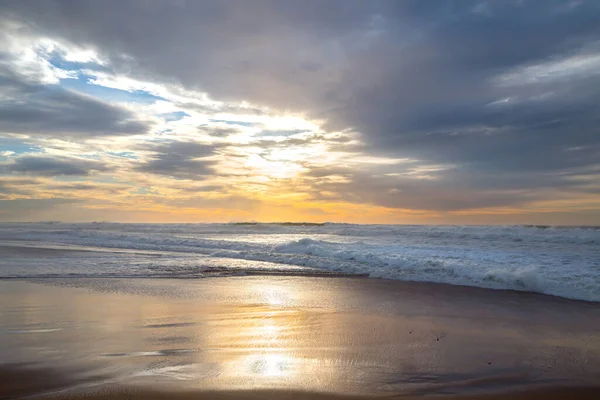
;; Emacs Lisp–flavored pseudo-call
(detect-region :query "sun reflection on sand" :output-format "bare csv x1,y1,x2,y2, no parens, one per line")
201,283,316,385
239,307,297,380
245,353,292,377
0,279,357,391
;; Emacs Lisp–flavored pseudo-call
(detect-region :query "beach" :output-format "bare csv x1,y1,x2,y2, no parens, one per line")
2,0,599,396
1,224,599,399
2,0,600,396
1,275,599,399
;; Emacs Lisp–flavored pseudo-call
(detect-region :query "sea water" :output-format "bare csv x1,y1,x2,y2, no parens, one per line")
0,223,598,302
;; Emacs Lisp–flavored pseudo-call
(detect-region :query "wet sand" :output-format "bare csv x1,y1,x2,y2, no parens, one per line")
1,366,599,400
30,387,600,400
0,277,599,399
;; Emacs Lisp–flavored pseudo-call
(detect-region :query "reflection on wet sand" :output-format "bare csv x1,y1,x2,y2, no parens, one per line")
207,306,303,386
1,277,600,398
0,280,345,393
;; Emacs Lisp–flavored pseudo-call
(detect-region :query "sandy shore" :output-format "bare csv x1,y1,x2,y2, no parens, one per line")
0,277,599,399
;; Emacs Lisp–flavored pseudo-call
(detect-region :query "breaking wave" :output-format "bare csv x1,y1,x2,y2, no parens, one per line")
0,223,598,302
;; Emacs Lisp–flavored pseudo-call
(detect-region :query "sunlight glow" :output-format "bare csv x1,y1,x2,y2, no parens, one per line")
244,154,304,179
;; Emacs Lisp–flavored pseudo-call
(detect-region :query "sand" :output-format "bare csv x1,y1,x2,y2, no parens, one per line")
0,276,599,399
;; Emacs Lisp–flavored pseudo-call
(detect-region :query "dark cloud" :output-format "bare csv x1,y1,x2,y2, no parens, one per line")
47,183,129,194
0,198,79,219
164,195,261,211
1,0,600,211
170,184,223,193
0,0,376,109
136,141,218,180
198,126,241,138
0,177,38,196
304,164,598,211
48,183,101,191
2,156,110,176
0,70,151,137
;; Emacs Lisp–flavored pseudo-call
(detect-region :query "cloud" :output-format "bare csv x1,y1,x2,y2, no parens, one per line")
168,184,223,193
136,141,219,180
303,161,600,211
0,1,599,219
0,18,151,138
165,194,261,211
0,177,39,197
1,155,110,176
46,183,129,194
0,197,79,218
200,126,242,138
0,72,151,137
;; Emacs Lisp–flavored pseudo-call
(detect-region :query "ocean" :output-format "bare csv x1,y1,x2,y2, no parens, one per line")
1,223,599,302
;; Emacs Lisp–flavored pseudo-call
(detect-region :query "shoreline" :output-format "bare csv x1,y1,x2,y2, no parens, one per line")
2,273,597,306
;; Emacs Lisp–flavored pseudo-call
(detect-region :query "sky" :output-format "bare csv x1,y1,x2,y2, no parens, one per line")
0,0,599,224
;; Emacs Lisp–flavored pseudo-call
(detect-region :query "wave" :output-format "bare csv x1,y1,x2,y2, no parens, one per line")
269,238,599,302
0,223,598,302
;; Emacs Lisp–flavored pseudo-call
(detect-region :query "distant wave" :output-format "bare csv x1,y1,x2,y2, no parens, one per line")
520,224,600,230
232,222,326,226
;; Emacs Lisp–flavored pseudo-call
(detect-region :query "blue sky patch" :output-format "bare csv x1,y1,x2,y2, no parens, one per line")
209,119,256,127
60,74,166,104
132,186,156,195
48,54,108,73
161,111,190,122
0,138,43,155
106,151,138,160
